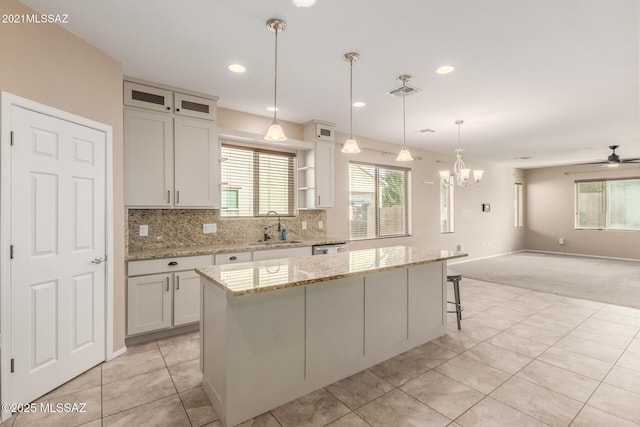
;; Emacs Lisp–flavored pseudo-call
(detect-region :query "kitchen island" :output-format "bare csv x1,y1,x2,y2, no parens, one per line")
196,246,466,427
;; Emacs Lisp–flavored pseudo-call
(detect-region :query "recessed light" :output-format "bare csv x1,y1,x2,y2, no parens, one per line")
436,65,455,75
228,64,246,73
353,101,366,108
267,106,279,112
417,129,435,133
515,156,532,160
292,0,316,7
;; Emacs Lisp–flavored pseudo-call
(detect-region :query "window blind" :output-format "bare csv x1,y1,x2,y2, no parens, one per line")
220,143,295,217
348,162,411,240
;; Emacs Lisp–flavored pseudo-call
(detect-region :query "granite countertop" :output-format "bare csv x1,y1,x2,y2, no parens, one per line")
196,245,467,296
126,238,347,261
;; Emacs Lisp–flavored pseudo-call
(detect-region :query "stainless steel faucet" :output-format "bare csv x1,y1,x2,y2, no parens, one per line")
263,211,281,241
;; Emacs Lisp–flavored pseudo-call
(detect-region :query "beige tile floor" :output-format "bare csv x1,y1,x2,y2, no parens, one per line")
2,278,639,427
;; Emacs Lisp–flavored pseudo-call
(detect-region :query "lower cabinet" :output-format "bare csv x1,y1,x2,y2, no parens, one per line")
252,246,312,261
127,255,213,336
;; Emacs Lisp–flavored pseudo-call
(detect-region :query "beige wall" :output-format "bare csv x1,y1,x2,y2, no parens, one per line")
217,107,303,140
524,163,640,259
0,0,125,351
328,131,526,260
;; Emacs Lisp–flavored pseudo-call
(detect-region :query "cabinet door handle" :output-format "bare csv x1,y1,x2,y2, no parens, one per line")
165,277,169,292
168,261,178,266
229,256,237,261
317,195,320,206
167,190,171,204
176,108,180,112
176,190,180,204
176,275,180,290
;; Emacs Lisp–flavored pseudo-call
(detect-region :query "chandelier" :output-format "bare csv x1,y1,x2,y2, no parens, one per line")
439,120,483,188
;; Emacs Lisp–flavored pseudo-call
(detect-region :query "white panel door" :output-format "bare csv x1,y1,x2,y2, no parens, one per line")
174,118,219,207
10,106,106,404
174,270,201,326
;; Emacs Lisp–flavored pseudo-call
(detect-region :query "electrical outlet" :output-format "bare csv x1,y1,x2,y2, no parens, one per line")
139,225,148,237
203,223,217,234
301,221,307,230
318,220,323,229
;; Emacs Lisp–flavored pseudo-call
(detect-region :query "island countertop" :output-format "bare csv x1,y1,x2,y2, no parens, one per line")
196,245,467,296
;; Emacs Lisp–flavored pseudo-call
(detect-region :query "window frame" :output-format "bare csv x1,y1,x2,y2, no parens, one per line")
348,161,412,241
220,142,297,218
440,175,455,234
574,177,640,231
514,182,523,228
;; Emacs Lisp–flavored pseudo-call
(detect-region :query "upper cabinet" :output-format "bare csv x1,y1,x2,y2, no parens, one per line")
298,121,335,209
124,80,220,208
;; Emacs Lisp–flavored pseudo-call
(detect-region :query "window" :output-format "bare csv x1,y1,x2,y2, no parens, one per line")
514,183,523,228
348,162,411,240
576,178,640,230
220,144,295,217
440,176,455,233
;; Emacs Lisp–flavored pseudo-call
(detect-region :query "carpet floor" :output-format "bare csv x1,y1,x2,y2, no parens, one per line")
449,251,640,309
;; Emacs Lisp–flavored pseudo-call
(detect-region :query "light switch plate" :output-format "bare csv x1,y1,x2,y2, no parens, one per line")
301,221,307,230
139,225,148,237
318,220,323,229
203,223,217,234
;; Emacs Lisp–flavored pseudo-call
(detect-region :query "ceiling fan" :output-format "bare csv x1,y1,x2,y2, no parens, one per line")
590,145,640,168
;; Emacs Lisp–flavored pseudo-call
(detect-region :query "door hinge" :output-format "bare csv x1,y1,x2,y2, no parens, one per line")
10,358,14,373
10,131,14,146
10,245,14,259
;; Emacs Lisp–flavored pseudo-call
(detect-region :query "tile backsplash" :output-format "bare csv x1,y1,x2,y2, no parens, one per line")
127,209,327,252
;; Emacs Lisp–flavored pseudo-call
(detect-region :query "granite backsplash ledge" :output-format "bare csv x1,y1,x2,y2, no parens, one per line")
127,209,327,252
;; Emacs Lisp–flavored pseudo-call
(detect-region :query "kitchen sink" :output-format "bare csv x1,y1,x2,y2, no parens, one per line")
252,240,303,245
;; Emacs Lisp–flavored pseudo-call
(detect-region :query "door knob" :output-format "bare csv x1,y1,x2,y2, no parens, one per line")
91,256,107,264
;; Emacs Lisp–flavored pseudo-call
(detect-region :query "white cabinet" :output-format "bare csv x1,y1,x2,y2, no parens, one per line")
252,246,312,261
125,81,216,119
215,251,252,265
174,118,219,207
127,273,172,335
127,254,214,336
124,80,219,208
298,121,335,209
124,109,173,206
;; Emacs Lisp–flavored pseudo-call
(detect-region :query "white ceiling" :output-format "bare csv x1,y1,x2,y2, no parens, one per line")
21,0,640,168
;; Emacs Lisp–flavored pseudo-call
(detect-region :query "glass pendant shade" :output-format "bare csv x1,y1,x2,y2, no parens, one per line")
264,122,287,141
396,148,414,161
461,169,471,180
473,170,484,181
342,138,361,153
439,170,451,181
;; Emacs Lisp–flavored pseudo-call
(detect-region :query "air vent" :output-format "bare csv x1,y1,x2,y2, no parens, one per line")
387,84,421,97
418,129,435,133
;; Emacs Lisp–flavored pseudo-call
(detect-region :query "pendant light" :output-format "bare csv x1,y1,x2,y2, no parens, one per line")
264,18,287,142
342,52,361,154
396,75,414,161
439,120,484,188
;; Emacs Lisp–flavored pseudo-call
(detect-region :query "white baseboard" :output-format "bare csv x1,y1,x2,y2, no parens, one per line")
448,249,527,265
524,249,640,263
108,345,127,361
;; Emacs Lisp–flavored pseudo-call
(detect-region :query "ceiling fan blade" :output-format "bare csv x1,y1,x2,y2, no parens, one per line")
622,158,640,163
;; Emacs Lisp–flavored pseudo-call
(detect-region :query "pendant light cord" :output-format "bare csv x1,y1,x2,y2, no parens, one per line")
273,27,279,123
402,79,406,150
349,57,353,139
